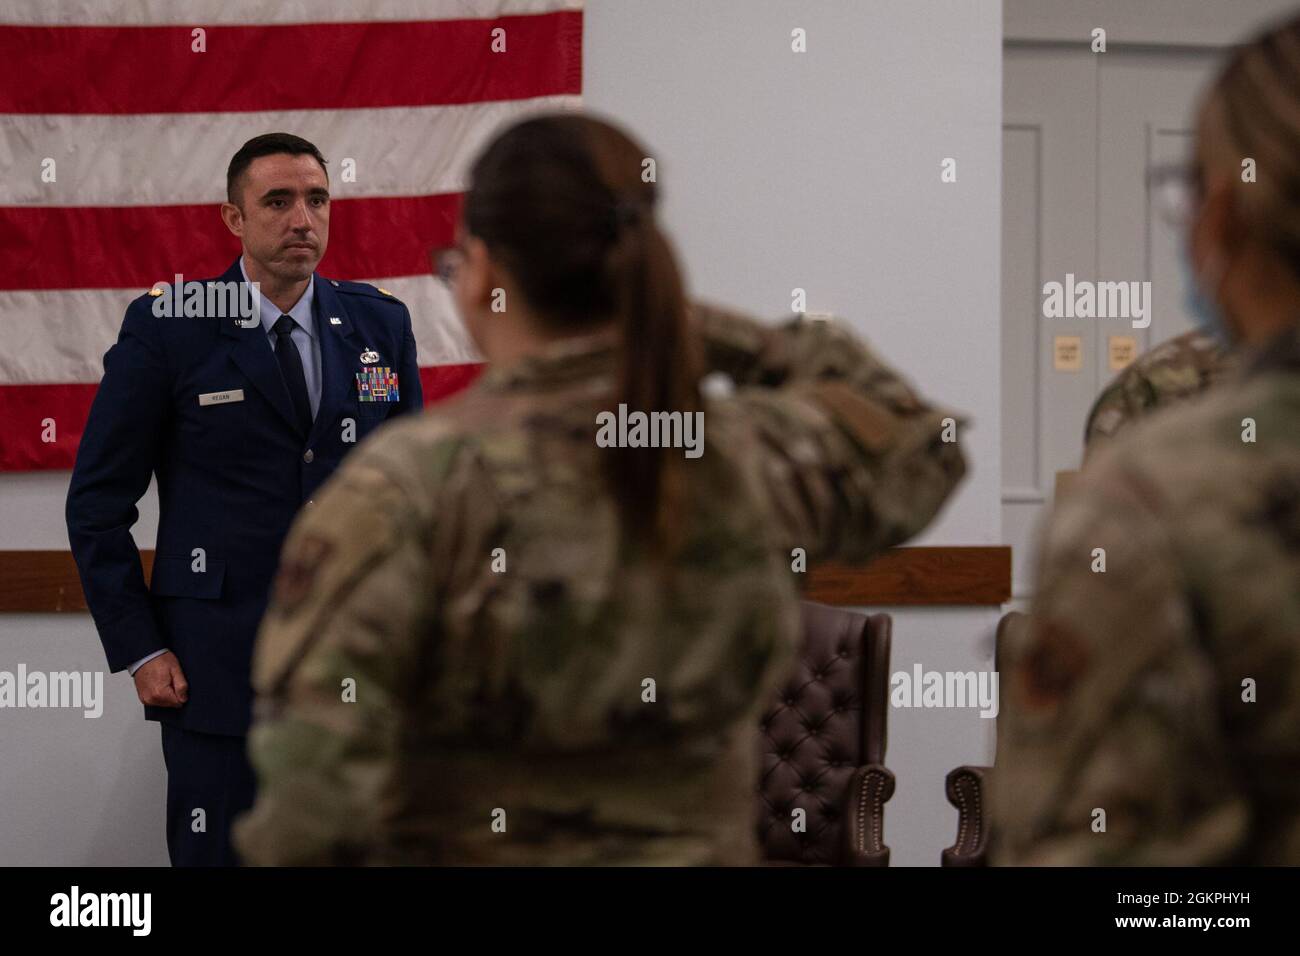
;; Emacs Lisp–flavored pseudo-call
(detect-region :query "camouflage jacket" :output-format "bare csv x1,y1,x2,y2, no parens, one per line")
233,304,966,865
994,323,1300,865
1083,329,1236,459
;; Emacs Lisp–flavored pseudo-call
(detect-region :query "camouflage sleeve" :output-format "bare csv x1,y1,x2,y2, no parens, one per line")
692,300,967,563
990,464,1248,865
1082,374,1156,459
233,430,439,865
1083,332,1235,461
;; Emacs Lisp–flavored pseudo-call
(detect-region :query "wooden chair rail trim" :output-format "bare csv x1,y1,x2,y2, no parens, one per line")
0,546,1011,613
806,546,1010,606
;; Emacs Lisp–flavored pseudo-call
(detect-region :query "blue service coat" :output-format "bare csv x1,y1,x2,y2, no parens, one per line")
66,258,424,735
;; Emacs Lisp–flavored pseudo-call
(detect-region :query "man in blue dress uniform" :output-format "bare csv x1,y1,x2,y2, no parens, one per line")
65,133,424,865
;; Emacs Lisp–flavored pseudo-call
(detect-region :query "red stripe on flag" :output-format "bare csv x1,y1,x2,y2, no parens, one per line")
0,12,583,114
419,362,484,401
0,365,486,471
0,382,95,470
0,194,461,291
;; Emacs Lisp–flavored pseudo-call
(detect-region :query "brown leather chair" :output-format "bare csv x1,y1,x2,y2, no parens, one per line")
941,764,990,867
941,610,1025,867
756,601,894,866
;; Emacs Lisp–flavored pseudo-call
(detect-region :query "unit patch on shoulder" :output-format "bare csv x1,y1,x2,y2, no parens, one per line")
271,533,336,617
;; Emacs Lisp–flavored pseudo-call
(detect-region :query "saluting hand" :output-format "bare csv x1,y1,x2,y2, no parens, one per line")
134,651,189,708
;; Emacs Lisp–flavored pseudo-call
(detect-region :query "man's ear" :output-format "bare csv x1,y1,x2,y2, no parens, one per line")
220,202,244,238
462,236,496,308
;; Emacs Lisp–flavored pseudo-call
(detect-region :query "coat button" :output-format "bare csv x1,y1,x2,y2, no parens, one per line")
303,449,314,463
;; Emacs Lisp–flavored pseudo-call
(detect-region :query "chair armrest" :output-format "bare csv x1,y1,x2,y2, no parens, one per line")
842,763,894,866
941,765,991,867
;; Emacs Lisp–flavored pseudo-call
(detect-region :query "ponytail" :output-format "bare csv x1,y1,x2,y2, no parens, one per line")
605,201,702,557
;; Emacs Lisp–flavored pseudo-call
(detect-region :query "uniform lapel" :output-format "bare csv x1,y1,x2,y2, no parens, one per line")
217,258,302,436
309,276,365,447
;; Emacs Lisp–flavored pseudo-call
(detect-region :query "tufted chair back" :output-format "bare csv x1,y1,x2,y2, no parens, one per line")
756,602,894,866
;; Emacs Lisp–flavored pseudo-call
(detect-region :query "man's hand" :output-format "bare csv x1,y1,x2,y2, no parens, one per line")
134,651,189,708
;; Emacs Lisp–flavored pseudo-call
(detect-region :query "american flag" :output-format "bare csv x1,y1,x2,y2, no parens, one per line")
0,0,584,470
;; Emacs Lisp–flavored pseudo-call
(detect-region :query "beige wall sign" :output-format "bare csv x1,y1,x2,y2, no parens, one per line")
1108,335,1138,371
1053,335,1083,371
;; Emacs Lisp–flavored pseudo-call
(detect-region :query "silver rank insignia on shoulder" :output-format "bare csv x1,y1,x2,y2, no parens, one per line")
360,349,380,364
329,316,342,326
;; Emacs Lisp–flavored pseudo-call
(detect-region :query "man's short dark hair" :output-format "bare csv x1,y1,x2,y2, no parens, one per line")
226,132,328,205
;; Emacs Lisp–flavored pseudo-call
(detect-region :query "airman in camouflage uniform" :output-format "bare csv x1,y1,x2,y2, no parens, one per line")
233,303,966,865
1083,329,1236,459
992,324,1300,865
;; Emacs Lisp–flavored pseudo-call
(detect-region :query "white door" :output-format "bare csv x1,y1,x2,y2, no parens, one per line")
1002,41,1224,599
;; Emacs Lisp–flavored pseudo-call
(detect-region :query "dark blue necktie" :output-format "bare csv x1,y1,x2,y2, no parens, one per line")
272,315,313,437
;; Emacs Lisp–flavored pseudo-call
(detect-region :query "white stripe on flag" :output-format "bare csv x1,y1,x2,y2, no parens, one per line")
0,277,479,384
0,97,581,206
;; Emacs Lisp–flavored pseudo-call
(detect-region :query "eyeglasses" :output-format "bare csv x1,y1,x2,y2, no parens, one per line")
1147,162,1203,227
429,243,466,285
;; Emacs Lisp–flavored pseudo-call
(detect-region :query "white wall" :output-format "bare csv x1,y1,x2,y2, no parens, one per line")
584,0,1003,865
1,477,167,865
0,615,165,865
1006,0,1297,46
0,0,1004,867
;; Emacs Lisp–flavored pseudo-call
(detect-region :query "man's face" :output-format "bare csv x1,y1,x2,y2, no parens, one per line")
224,153,330,281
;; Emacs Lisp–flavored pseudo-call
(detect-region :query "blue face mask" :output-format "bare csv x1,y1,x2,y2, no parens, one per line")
1180,246,1232,345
